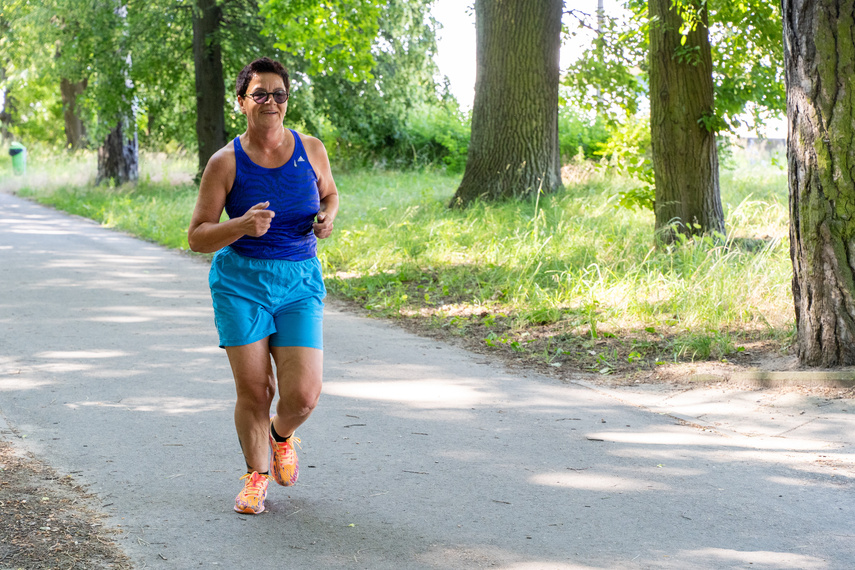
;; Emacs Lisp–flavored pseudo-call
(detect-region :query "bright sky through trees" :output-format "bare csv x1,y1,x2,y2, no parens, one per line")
431,0,476,106
431,0,784,137
431,0,606,108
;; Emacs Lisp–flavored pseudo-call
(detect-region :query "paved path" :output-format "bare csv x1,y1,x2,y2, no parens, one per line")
1,191,853,569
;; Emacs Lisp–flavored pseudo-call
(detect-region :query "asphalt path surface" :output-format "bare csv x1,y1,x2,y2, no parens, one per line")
1,190,853,569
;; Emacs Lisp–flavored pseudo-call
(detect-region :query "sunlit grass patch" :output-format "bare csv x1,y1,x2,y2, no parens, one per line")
12,149,794,374
0,147,96,193
323,162,793,372
16,153,198,251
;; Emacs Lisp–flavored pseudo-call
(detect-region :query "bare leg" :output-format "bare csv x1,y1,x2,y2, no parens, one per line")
269,346,323,438
226,339,276,472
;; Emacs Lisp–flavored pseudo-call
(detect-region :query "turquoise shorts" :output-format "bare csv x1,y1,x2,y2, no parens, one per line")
208,247,326,349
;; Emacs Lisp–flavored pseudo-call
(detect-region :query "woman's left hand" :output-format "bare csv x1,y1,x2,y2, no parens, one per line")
313,212,335,239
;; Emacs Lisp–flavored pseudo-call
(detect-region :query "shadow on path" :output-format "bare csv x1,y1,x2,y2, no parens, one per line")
1,192,852,569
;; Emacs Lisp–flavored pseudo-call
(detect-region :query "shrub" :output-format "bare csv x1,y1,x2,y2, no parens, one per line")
558,107,610,162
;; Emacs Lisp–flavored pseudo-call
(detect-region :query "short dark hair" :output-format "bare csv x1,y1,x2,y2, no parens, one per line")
235,57,290,98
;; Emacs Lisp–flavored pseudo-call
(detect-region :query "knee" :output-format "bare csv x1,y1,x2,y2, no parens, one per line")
236,382,275,409
280,384,321,417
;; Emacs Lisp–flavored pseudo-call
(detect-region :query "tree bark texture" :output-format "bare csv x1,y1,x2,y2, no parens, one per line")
648,0,724,242
783,0,855,366
60,78,87,150
450,0,563,207
96,119,138,185
193,0,226,176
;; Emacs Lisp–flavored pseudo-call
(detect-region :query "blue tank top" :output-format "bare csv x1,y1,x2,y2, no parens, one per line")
225,131,319,260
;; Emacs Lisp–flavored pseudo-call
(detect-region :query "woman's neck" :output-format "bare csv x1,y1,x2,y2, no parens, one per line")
244,124,287,153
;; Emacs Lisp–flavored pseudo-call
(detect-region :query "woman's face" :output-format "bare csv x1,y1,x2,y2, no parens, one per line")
239,72,288,128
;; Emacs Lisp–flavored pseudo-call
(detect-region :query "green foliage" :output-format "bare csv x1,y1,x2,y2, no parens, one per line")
129,1,197,151
563,0,785,216
558,106,610,162
674,43,701,65
709,1,785,133
400,104,471,172
267,0,444,168
331,96,611,174
0,0,79,146
565,0,784,134
0,0,194,149
260,0,382,81
595,115,654,210
0,77,66,146
1,0,445,168
563,5,647,123
697,110,728,133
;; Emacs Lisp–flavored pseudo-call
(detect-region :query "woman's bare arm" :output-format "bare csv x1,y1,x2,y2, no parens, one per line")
187,145,276,253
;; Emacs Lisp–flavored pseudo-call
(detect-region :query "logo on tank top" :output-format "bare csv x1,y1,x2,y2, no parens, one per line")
294,155,306,167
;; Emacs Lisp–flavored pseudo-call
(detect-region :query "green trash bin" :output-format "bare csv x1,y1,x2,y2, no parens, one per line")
9,142,26,175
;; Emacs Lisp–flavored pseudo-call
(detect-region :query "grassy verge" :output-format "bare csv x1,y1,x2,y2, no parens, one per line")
8,150,794,377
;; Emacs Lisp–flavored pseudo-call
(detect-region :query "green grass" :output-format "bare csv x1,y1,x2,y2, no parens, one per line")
6,149,794,373
326,164,791,326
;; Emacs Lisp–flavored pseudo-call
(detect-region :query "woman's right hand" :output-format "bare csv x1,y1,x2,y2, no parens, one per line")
241,201,275,237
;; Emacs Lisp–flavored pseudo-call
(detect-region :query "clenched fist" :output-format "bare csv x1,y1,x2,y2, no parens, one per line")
313,212,335,239
241,201,275,237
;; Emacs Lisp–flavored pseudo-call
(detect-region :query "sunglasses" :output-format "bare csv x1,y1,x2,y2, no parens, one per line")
245,90,289,104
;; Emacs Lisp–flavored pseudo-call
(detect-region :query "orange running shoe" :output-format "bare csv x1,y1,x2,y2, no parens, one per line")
234,471,270,514
269,418,301,487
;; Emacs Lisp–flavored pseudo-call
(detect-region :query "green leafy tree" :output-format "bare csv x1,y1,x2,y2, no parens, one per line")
133,0,285,165
1,0,441,173
188,0,288,175
261,0,441,166
128,0,196,151
709,1,784,132
649,0,723,242
0,0,71,146
94,2,138,185
260,0,382,81
1,0,141,180
565,0,784,241
567,1,784,131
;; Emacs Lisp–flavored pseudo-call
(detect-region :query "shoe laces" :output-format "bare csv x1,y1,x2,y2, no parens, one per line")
239,472,268,498
275,435,302,451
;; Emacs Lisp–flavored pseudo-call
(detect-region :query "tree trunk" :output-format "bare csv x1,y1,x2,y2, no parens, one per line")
0,66,11,143
60,78,87,150
193,0,226,176
783,0,855,367
97,119,138,185
648,0,723,243
96,2,138,185
450,0,563,207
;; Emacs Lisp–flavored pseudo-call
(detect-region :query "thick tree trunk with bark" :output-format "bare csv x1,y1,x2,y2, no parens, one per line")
96,119,138,185
783,0,855,366
60,78,87,150
450,0,563,207
648,0,723,243
193,0,226,176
